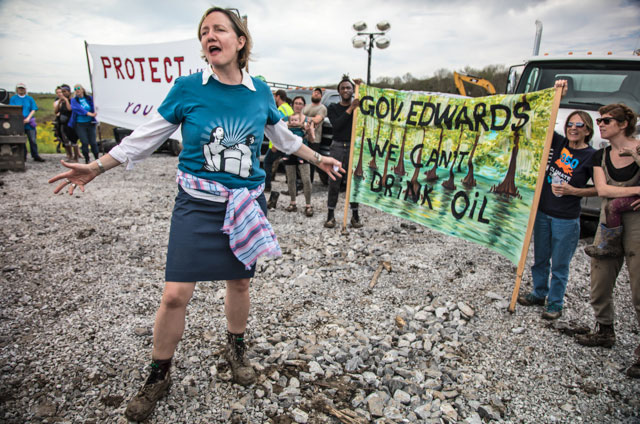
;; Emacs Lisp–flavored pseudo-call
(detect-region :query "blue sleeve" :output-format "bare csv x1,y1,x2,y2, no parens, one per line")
71,98,88,116
9,96,18,106
29,97,38,112
158,77,185,125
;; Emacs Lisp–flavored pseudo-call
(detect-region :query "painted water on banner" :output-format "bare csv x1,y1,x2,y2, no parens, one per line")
349,85,556,264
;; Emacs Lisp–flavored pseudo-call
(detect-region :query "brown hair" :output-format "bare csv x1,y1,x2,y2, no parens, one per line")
198,7,252,69
598,103,637,137
564,110,594,143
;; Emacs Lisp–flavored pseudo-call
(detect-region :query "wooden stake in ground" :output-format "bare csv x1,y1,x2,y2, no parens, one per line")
508,86,563,312
368,260,392,290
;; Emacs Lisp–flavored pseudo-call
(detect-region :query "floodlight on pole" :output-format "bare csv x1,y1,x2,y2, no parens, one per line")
351,20,391,84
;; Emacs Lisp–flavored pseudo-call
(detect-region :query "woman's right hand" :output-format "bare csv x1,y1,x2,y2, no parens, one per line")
48,160,99,195
554,79,568,97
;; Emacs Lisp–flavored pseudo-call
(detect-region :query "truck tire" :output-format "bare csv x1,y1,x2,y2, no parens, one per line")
168,139,182,156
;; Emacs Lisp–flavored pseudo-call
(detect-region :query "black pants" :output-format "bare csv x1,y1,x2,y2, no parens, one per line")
327,141,358,210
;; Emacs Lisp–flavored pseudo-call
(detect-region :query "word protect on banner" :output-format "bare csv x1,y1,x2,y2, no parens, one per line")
87,39,207,135
349,85,556,264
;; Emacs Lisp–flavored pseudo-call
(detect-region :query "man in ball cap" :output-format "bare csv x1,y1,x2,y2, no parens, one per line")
10,82,45,162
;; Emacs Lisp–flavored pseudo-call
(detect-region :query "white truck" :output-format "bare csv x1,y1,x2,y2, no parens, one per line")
506,55,640,226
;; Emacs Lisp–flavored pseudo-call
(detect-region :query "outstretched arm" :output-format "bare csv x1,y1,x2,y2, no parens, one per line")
48,154,121,195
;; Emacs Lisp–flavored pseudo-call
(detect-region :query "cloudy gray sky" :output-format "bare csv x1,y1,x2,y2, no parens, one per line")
1,0,639,93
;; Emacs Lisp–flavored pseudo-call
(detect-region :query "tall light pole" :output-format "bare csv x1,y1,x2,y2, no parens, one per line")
352,21,391,84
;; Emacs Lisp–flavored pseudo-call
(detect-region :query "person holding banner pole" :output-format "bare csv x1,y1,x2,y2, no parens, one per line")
325,75,362,229
575,103,640,379
48,6,344,421
69,84,99,164
518,80,597,320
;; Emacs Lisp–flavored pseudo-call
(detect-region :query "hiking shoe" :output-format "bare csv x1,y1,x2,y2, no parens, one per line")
304,206,313,217
124,371,171,421
267,191,279,209
575,323,615,348
350,217,363,229
324,217,336,228
626,358,640,378
224,342,256,386
541,307,562,320
517,293,545,307
224,345,256,386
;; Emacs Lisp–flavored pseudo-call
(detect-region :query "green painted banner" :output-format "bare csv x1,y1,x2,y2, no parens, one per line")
348,85,556,264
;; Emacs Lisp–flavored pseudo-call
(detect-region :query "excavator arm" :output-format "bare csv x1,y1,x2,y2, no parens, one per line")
453,72,497,96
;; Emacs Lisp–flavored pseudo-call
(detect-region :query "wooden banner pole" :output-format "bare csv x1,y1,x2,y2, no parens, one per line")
342,83,361,232
508,86,563,312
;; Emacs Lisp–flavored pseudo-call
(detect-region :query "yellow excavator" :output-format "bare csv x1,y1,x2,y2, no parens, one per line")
453,72,496,96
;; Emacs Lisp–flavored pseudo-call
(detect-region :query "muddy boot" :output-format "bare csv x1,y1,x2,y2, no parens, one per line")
575,323,615,348
584,224,624,258
267,191,279,209
324,209,336,228
224,332,256,386
64,145,73,161
350,209,363,229
72,145,80,163
125,363,171,421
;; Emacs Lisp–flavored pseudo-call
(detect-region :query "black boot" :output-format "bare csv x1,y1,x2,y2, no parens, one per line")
350,209,363,229
267,191,279,209
324,209,336,228
575,323,615,348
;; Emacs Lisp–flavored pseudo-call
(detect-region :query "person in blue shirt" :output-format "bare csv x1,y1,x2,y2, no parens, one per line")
69,84,99,163
9,83,44,162
48,6,344,422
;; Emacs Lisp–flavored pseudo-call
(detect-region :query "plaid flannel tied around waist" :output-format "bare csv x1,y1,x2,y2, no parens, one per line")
176,170,282,270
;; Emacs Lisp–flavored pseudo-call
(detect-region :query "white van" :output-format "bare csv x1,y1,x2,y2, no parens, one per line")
506,55,640,222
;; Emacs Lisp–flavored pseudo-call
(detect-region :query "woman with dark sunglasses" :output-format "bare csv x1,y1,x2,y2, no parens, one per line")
576,103,640,379
48,6,344,421
518,80,597,320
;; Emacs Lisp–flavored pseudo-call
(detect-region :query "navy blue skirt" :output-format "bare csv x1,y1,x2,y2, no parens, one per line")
165,186,267,282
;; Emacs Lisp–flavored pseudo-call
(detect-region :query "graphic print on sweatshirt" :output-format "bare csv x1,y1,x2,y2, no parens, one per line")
201,118,257,178
548,147,582,185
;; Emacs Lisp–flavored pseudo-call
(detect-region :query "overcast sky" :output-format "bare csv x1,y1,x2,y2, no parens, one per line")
1,0,639,93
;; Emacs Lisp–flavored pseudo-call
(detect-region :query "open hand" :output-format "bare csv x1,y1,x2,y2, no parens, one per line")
317,156,345,181
48,160,99,195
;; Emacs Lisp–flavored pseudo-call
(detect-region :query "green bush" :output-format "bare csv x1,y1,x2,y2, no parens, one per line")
36,121,60,154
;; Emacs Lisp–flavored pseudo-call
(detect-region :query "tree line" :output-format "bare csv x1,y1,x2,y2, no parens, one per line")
370,64,509,97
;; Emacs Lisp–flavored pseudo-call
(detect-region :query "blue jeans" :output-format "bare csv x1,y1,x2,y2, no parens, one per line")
24,128,39,159
75,122,99,162
531,211,580,309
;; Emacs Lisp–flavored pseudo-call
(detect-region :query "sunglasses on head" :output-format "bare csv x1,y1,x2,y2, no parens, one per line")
596,117,621,125
566,122,585,128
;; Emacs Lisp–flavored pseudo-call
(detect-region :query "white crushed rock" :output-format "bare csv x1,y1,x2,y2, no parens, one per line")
0,154,638,423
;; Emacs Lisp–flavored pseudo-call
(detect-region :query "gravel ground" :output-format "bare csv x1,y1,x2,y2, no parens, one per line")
1,154,639,424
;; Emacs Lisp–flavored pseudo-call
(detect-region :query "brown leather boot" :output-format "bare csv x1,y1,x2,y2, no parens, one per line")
125,369,171,421
225,334,256,386
575,323,615,348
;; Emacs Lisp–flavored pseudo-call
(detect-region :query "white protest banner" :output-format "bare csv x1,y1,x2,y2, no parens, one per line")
86,39,206,139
